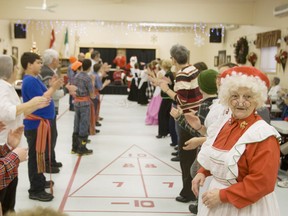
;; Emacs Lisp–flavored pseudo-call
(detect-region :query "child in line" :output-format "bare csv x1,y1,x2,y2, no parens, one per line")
21,52,63,202
72,59,95,155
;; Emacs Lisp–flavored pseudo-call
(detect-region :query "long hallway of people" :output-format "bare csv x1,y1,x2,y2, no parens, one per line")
15,94,288,215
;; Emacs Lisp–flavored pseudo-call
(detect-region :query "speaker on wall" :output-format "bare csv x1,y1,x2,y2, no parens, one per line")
11,23,26,39
209,28,222,43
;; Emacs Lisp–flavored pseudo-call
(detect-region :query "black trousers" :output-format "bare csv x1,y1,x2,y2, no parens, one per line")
169,115,178,145
24,129,46,194
158,99,172,136
0,177,18,215
176,123,197,200
45,116,57,164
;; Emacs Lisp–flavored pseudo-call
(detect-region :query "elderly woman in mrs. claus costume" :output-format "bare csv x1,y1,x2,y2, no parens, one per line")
192,66,281,216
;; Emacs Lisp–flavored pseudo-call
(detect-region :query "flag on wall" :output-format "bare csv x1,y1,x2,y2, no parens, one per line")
64,28,69,58
49,29,55,48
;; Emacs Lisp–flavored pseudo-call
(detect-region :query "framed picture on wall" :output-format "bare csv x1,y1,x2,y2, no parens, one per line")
218,50,226,66
214,56,219,67
226,55,231,63
12,46,18,60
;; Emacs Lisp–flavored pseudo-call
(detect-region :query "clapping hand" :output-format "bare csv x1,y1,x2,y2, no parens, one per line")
170,106,183,119
49,75,64,90
29,96,50,109
0,121,6,132
184,111,201,130
65,83,78,97
7,126,24,149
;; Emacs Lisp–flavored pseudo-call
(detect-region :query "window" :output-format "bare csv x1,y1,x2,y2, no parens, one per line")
260,46,277,73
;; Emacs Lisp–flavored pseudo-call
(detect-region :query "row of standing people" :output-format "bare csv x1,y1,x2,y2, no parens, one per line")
0,48,111,215
149,44,281,216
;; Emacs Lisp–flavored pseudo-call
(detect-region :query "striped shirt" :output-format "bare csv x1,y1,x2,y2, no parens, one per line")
174,65,203,113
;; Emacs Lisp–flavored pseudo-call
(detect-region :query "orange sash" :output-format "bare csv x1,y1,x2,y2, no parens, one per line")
26,114,51,174
74,96,90,102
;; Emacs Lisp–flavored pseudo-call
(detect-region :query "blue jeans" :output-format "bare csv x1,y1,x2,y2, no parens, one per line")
74,105,90,137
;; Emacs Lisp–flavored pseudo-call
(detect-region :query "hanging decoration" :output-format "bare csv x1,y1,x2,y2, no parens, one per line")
234,37,249,64
13,19,225,47
275,49,288,72
247,52,257,66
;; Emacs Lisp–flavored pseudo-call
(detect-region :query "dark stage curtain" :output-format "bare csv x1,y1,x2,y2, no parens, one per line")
126,49,156,67
79,47,117,65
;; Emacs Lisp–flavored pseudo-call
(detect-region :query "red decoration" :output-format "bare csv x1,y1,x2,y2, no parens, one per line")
49,29,55,48
247,52,257,66
275,50,288,71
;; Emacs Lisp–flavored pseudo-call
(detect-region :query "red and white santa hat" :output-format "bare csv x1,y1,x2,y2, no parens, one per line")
218,66,269,109
220,66,270,88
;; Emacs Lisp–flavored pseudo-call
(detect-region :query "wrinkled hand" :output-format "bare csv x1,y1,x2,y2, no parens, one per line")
170,107,183,119
0,121,6,132
7,126,24,149
12,147,28,162
192,173,206,197
202,189,222,209
183,137,203,150
29,96,50,109
50,75,64,90
184,111,201,130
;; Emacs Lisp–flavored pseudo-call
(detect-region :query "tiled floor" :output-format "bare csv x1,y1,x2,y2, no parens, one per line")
15,94,288,215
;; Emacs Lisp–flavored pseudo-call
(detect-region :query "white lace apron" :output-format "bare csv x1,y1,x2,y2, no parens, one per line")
197,120,281,216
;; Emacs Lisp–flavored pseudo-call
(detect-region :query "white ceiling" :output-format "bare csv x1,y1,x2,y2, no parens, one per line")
0,0,269,25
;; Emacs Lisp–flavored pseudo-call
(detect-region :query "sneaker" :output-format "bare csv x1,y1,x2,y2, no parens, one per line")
29,191,54,202
45,166,60,174
45,180,55,189
99,117,104,121
96,122,102,127
95,129,100,133
278,179,288,188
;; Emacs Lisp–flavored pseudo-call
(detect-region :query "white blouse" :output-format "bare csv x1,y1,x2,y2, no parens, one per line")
0,79,23,144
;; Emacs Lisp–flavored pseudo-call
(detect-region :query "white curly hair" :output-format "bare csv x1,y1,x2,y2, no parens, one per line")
218,71,268,109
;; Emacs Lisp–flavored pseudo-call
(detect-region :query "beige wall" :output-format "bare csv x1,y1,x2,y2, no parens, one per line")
1,0,288,88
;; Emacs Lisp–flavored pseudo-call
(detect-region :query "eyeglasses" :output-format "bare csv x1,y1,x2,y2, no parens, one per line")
230,94,253,107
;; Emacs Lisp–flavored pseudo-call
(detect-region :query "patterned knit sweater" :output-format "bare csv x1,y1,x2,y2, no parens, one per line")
174,65,203,113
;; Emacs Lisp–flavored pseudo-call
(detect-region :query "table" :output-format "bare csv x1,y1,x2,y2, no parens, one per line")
271,120,288,135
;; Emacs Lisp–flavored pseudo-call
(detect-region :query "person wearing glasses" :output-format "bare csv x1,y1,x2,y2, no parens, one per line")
192,66,281,216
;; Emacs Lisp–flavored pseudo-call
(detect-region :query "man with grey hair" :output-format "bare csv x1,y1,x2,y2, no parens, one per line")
38,49,76,173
